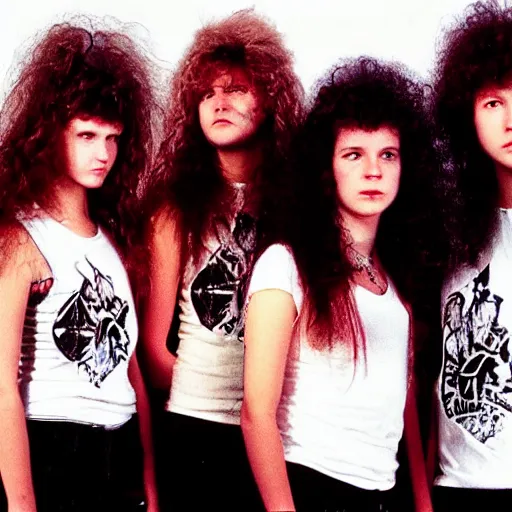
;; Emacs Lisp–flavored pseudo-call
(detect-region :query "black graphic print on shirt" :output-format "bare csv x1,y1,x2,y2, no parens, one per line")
441,264,512,443
52,259,130,387
28,277,54,307
191,212,257,340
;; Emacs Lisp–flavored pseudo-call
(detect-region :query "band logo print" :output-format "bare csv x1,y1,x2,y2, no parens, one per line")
191,212,257,340
442,265,512,443
53,258,131,387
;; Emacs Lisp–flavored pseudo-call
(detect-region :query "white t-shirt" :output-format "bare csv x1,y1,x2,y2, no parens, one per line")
435,209,512,489
167,185,258,425
18,215,137,427
248,243,410,491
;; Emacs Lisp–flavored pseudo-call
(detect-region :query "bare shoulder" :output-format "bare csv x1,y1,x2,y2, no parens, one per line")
0,221,49,282
150,204,182,240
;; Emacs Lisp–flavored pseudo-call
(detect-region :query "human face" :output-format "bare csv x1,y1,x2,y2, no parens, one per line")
474,84,512,173
60,117,123,190
198,68,266,149
332,126,401,222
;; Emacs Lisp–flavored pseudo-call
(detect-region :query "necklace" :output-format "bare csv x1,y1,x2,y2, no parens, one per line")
348,247,387,294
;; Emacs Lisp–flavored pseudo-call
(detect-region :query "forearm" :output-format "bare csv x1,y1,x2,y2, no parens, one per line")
241,410,295,512
129,356,159,511
0,393,36,511
138,409,158,510
139,340,177,391
404,389,433,512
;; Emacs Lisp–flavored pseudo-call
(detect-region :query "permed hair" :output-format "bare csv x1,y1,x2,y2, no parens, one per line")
0,19,160,276
143,8,304,262
290,57,443,353
433,0,512,268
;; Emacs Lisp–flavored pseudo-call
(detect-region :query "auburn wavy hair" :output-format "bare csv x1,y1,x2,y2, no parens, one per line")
433,0,512,269
290,57,444,353
0,19,160,279
143,9,304,263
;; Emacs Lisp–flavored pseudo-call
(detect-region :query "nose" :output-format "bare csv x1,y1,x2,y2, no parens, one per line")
96,140,109,163
213,89,229,112
364,156,382,179
505,102,512,131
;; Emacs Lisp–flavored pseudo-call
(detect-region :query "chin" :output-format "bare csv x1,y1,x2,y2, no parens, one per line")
84,180,107,189
210,138,246,149
496,159,512,173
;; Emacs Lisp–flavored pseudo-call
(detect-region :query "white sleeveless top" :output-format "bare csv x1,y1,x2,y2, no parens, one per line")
435,209,512,488
18,215,137,427
248,244,410,490
167,184,258,425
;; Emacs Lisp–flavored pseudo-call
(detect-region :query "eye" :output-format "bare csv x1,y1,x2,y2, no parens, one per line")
107,134,120,143
382,150,399,160
78,131,95,140
342,152,361,161
484,99,501,109
201,90,214,101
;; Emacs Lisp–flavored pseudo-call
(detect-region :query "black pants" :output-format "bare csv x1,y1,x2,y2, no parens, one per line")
433,485,512,512
287,461,397,512
155,411,264,511
0,416,144,512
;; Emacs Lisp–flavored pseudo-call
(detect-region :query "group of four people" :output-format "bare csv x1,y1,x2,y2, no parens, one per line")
0,1,511,511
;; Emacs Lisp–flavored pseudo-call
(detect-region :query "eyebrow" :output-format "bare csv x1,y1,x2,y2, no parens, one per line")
476,89,506,99
76,127,123,136
338,145,400,151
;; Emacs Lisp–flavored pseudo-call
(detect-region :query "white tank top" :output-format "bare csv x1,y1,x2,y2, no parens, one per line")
18,214,138,427
435,209,512,488
167,184,258,424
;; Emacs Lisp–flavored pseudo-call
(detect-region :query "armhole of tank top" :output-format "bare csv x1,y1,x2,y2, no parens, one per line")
19,223,54,283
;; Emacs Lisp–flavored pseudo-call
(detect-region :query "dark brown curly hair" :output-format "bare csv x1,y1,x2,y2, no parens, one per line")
143,9,304,263
0,18,160,279
433,0,512,269
289,57,444,354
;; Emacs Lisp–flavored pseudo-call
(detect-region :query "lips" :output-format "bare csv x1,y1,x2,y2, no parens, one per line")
503,141,512,149
360,190,383,197
213,118,233,126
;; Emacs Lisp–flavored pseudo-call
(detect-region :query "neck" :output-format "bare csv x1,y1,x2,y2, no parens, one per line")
342,212,380,257
496,164,512,209
217,146,262,183
50,178,91,225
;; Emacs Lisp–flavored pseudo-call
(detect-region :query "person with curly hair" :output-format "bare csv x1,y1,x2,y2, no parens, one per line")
0,19,160,512
241,57,438,511
431,1,512,509
138,8,303,511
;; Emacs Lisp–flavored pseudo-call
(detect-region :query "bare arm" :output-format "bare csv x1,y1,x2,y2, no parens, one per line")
404,381,433,512
139,208,182,390
128,355,158,512
425,388,438,489
241,290,297,512
0,232,38,512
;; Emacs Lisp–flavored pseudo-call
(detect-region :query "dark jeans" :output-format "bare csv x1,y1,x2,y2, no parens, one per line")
0,416,144,512
287,461,398,512
433,485,512,512
155,411,264,511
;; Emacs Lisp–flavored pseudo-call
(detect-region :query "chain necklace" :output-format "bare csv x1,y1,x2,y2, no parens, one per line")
348,247,387,294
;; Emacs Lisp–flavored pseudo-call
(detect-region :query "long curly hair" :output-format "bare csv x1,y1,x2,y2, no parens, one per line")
0,19,160,279
143,9,304,263
433,0,512,268
290,57,444,353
